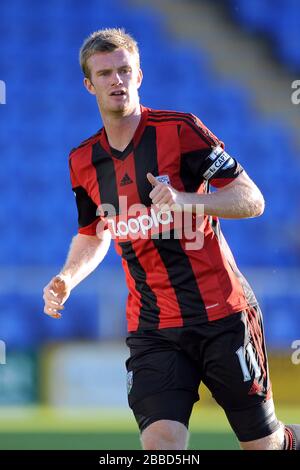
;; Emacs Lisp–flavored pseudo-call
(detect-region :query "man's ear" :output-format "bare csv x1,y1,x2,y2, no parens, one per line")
84,77,96,95
137,68,143,90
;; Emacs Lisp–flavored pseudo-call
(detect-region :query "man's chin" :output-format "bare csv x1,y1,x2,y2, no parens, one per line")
110,103,133,116
113,103,127,113
101,99,137,117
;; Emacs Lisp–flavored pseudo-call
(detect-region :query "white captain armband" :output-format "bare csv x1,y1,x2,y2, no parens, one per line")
203,145,235,180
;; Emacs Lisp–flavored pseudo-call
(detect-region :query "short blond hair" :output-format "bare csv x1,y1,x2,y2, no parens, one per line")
79,28,140,79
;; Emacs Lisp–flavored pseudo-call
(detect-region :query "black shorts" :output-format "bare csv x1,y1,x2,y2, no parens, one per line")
125,305,280,442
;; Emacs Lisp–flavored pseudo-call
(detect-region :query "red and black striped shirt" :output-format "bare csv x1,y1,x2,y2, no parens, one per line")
69,106,256,332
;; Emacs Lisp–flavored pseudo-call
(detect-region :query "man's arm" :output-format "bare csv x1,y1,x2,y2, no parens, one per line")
147,171,265,219
43,229,111,319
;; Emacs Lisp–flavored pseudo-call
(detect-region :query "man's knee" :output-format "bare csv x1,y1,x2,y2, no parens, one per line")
141,419,188,450
239,425,284,450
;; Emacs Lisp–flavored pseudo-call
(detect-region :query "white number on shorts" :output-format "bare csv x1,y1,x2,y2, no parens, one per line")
236,344,261,382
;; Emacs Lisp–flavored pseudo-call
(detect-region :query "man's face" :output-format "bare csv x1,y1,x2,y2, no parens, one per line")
84,48,143,116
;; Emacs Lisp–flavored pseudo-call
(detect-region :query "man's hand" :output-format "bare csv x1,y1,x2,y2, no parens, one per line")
43,275,71,319
147,173,184,211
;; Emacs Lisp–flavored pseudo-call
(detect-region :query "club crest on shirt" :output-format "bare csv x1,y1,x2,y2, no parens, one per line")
127,371,133,394
155,174,170,185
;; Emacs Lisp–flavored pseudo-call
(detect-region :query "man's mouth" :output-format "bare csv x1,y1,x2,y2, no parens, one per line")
110,90,126,96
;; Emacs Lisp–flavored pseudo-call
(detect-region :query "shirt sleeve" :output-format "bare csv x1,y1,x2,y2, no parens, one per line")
179,114,243,188
69,157,101,235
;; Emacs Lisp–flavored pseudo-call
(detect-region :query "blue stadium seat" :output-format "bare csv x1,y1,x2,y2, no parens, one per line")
0,294,41,348
1,0,300,349
262,295,300,348
226,0,300,70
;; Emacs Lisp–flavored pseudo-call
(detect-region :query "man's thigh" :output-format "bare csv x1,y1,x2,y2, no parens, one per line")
201,306,280,442
126,329,200,432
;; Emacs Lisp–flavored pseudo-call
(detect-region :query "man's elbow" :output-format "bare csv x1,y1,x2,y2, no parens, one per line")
251,191,265,217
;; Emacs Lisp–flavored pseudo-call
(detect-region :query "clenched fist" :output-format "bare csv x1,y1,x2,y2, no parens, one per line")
43,275,71,319
147,173,183,211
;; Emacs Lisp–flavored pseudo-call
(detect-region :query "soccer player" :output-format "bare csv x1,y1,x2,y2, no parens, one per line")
43,28,300,450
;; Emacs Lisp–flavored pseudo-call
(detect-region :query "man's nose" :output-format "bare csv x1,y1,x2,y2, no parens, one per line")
111,72,123,86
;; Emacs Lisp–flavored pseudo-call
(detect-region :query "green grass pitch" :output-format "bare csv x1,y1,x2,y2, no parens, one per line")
0,405,298,450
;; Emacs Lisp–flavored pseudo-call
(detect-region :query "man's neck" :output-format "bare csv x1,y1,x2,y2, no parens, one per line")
102,105,142,152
